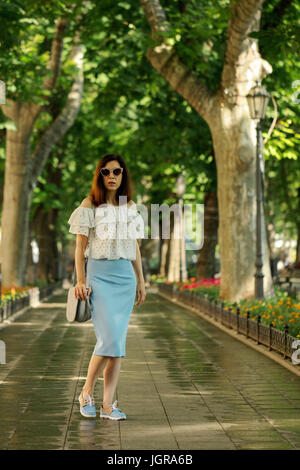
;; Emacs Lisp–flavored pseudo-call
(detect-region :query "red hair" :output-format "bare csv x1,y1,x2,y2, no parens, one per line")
88,154,134,207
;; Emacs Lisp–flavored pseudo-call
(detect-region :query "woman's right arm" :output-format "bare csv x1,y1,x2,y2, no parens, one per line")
74,234,89,300
74,197,93,300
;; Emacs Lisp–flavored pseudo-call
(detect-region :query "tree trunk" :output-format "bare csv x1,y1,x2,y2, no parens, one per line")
167,211,181,282
196,191,218,280
296,229,300,266
139,238,154,284
26,219,36,286
209,106,274,300
1,107,38,288
296,187,300,266
34,158,62,283
159,237,169,278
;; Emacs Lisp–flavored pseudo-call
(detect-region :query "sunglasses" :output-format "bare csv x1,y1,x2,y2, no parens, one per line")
100,167,123,177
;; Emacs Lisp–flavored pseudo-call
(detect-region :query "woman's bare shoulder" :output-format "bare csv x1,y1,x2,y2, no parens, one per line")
80,197,93,208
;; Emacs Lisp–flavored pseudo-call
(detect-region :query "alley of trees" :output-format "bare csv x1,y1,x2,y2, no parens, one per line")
0,0,299,303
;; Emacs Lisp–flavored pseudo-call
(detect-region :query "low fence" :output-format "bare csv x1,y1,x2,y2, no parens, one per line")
0,280,62,323
158,283,299,364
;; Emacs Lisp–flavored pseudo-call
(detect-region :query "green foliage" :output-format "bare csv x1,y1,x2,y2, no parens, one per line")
250,0,300,58
0,0,86,101
54,0,217,231
260,0,300,249
0,0,299,270
160,0,231,91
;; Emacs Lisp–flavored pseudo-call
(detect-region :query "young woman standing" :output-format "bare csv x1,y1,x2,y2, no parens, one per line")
68,154,146,420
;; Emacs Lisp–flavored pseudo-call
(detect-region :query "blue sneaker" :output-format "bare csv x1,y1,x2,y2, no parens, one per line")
78,391,96,418
100,400,126,420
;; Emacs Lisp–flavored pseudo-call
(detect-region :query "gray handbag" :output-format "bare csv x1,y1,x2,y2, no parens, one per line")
66,210,94,323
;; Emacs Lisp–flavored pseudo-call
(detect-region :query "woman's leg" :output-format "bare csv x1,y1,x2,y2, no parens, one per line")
102,357,122,410
82,354,109,397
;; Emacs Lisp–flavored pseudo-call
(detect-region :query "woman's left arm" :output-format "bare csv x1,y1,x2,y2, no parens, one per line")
131,240,146,306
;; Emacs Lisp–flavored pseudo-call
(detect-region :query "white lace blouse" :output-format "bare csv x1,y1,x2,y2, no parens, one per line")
67,201,145,260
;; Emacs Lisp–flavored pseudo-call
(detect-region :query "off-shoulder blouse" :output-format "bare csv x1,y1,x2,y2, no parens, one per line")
67,201,145,260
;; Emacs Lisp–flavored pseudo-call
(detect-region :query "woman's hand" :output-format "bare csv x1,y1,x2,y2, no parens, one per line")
135,279,146,306
75,282,92,301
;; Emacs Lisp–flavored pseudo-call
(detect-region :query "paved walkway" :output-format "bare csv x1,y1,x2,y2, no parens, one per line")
0,286,300,450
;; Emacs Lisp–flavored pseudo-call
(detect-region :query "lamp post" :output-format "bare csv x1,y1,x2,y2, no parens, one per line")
246,80,270,300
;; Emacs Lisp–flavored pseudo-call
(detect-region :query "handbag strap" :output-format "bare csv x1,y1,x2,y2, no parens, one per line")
72,203,95,287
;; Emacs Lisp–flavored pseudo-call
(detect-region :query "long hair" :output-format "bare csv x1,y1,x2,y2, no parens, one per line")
89,154,134,207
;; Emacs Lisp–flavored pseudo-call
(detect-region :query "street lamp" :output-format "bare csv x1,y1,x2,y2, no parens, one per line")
246,80,270,300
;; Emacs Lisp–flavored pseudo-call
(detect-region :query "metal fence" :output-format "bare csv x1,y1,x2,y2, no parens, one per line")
0,281,62,323
158,283,298,362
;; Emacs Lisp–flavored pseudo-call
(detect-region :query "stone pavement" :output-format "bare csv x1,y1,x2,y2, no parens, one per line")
0,286,300,450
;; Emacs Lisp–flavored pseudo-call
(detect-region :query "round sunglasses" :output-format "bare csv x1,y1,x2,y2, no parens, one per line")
100,167,123,177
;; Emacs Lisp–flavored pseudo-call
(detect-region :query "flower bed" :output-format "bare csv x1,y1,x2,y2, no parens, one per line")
0,286,33,305
151,276,300,338
0,280,62,323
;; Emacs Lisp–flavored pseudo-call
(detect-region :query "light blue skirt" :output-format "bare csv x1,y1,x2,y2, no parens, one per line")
86,257,137,357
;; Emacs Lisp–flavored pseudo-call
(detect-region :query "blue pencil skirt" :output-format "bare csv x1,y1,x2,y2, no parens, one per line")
86,257,137,357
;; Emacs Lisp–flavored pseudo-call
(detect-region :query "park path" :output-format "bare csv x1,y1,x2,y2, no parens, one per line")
0,286,300,450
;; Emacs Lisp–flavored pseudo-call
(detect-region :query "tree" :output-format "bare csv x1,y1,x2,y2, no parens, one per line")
0,2,86,287
60,1,219,283
139,0,277,301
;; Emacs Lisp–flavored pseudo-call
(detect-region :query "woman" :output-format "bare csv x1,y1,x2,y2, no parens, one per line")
67,154,146,420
